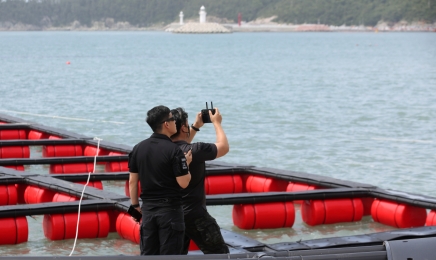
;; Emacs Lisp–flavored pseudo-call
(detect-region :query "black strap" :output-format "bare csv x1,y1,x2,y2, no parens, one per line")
191,124,200,131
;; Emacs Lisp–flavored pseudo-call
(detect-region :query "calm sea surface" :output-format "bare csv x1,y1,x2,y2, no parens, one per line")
0,31,435,256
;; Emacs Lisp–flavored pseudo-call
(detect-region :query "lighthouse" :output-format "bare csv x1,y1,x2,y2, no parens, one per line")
199,6,207,23
179,11,184,25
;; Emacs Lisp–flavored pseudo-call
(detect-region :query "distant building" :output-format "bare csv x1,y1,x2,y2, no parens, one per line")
199,6,206,23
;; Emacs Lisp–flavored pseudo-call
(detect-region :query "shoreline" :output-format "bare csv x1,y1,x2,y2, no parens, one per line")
1,22,435,33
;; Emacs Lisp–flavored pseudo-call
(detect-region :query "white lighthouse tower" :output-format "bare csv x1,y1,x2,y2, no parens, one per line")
199,6,207,23
179,11,184,25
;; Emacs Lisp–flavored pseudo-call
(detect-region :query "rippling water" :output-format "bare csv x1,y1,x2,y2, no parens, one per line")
0,31,435,256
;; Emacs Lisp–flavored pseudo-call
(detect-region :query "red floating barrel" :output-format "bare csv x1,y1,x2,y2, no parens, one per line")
108,210,119,232
43,211,110,240
0,129,27,140
105,152,128,172
361,197,374,216
84,145,109,165
15,184,27,204
205,175,243,195
302,198,363,226
84,145,108,157
50,163,94,174
52,193,78,202
74,181,103,190
42,135,83,157
0,146,30,159
426,210,436,226
24,186,56,204
0,217,28,245
233,202,295,229
4,165,25,171
286,182,318,204
245,175,288,193
28,130,49,140
116,212,140,244
371,199,427,228
0,184,18,205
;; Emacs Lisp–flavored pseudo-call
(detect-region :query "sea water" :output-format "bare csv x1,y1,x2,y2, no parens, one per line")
0,31,435,256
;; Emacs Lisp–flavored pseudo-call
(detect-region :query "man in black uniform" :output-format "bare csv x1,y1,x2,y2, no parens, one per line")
170,107,230,254
128,105,192,255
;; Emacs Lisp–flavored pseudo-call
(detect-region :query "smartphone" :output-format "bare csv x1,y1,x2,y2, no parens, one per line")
128,205,142,222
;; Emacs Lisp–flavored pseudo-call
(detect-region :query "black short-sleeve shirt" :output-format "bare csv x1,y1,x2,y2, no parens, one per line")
129,133,189,201
174,141,217,218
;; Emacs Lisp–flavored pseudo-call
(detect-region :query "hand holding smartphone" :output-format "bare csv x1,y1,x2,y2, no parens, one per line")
128,205,142,223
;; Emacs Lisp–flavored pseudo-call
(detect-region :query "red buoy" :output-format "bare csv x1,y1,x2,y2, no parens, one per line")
28,130,49,140
52,193,78,202
4,165,25,171
42,136,83,157
84,145,108,165
233,202,295,229
24,186,56,204
75,181,103,190
286,182,318,204
0,146,30,159
0,129,27,140
245,175,288,193
0,217,28,245
116,212,140,244
105,152,128,172
0,184,18,205
371,199,427,228
50,163,94,174
426,210,436,226
43,211,110,240
15,184,27,204
205,175,243,195
302,198,363,226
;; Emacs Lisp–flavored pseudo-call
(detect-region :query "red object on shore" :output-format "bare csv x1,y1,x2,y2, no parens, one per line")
0,217,28,245
302,198,363,226
43,211,110,240
371,199,427,228
205,175,243,194
233,202,295,229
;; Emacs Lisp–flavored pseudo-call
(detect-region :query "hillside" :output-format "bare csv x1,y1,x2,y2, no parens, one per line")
0,0,435,31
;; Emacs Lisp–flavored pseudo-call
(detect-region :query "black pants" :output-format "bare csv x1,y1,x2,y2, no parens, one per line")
181,212,229,254
140,205,185,255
